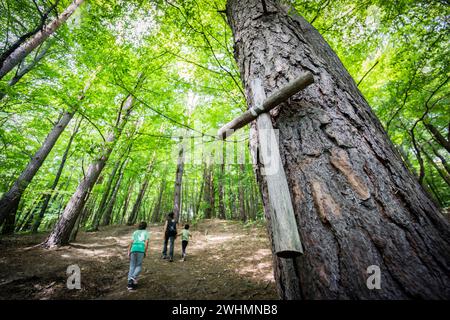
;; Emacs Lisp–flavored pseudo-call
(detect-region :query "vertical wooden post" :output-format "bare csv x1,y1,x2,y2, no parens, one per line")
251,78,303,257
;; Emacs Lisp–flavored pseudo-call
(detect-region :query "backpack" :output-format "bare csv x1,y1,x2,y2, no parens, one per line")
167,220,177,237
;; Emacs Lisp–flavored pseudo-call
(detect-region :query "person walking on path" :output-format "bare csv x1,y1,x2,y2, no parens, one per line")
127,221,149,290
179,224,192,261
161,212,177,262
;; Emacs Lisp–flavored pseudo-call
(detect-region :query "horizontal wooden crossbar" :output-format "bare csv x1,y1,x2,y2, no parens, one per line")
217,71,314,139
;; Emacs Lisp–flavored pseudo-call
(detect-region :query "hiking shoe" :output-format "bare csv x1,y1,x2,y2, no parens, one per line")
127,279,134,290
169,258,173,262
161,255,167,259
131,277,138,285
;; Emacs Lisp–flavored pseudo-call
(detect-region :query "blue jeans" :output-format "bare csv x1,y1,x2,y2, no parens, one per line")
128,252,144,281
162,236,175,259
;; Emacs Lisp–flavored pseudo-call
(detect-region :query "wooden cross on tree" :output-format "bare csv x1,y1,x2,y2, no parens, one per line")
217,72,314,257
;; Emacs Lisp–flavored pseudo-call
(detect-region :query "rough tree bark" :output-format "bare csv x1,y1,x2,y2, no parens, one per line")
227,0,450,299
43,94,135,247
0,0,84,80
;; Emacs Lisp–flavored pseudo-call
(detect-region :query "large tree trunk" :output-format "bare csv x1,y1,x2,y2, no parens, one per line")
43,95,134,247
0,111,74,233
32,117,81,233
227,0,450,299
0,0,84,80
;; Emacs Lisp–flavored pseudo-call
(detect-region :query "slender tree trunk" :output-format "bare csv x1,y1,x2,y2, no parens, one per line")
0,0,84,80
195,167,205,218
127,157,154,225
15,196,40,232
81,193,97,229
43,94,135,247
173,140,185,222
210,166,215,218
92,157,123,230
425,123,450,153
249,176,258,220
428,141,450,175
228,167,236,219
0,42,51,100
121,178,135,225
152,179,166,223
0,111,74,233
203,164,212,219
425,177,444,207
238,163,246,221
421,145,450,187
69,207,84,242
32,117,81,233
398,145,418,177
218,157,226,219
227,0,450,299
102,158,127,226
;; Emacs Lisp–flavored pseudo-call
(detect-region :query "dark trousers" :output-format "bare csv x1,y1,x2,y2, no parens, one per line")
162,235,175,258
182,240,188,257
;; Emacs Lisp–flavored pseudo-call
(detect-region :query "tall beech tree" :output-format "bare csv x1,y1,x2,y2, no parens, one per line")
226,0,450,299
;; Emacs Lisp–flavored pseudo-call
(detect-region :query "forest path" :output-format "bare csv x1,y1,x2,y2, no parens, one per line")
0,219,277,299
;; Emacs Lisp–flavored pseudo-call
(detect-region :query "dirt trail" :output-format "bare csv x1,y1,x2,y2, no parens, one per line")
0,219,277,300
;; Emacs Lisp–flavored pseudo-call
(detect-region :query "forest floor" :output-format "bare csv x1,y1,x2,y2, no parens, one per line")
0,219,278,300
